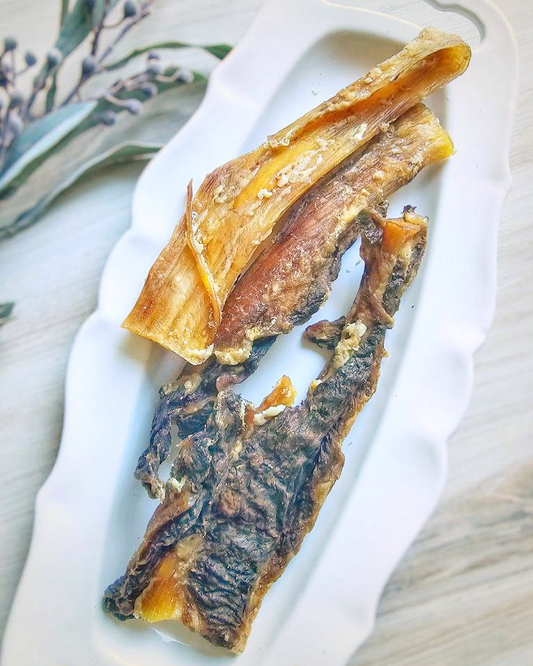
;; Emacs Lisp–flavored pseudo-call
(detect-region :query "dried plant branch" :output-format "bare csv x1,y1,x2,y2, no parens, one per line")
0,0,231,239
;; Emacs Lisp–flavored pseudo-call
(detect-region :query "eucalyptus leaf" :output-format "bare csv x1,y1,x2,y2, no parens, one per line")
56,0,121,58
92,0,120,27
60,0,70,26
0,79,207,238
0,302,14,327
105,42,232,71
0,101,96,194
13,143,160,233
61,68,207,141
203,44,232,60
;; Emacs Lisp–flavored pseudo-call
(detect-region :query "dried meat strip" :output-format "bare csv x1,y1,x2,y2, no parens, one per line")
123,29,468,364
214,104,451,364
137,336,275,499
104,209,428,652
135,104,451,498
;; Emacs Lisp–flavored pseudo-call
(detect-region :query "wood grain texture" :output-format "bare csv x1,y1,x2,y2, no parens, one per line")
0,1,531,663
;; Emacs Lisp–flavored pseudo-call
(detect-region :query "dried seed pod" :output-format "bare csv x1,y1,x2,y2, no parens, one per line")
81,55,97,77
177,68,194,84
146,61,162,76
123,98,143,114
123,0,137,18
98,109,117,126
3,37,17,52
141,82,158,97
24,51,37,67
32,73,46,91
46,47,63,70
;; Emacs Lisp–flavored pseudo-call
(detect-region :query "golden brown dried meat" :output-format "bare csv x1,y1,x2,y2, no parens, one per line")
123,28,469,364
214,103,453,364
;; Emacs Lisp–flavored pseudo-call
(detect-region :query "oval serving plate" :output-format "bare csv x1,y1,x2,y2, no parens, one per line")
2,1,517,665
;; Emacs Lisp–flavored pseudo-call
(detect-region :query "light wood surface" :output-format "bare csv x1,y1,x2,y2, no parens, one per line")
0,0,532,663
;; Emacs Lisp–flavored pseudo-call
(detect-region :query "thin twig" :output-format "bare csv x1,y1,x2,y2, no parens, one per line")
0,115,11,172
60,77,88,107
60,5,152,108
102,19,123,29
97,6,152,64
90,0,111,56
0,63,14,88
21,72,46,121
10,50,16,86
15,65,31,77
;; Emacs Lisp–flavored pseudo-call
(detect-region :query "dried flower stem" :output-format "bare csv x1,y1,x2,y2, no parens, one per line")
10,50,16,85
90,0,112,57
60,1,152,108
0,0,208,182
21,72,47,121
97,3,151,64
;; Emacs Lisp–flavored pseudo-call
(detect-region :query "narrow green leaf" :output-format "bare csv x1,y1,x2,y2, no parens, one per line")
92,0,117,27
9,143,160,234
0,101,96,194
203,44,232,60
56,0,121,58
0,76,208,237
60,0,70,26
0,302,14,327
45,73,59,113
58,68,207,145
99,68,207,105
55,0,93,57
105,41,232,71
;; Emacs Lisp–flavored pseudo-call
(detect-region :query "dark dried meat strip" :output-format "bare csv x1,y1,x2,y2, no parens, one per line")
104,209,427,652
136,336,275,498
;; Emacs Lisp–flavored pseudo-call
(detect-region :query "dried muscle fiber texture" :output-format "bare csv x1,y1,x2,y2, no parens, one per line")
104,209,428,652
214,103,453,364
135,103,453,499
123,28,469,364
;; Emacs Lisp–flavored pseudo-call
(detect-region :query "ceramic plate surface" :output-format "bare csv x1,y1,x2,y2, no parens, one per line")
2,0,517,664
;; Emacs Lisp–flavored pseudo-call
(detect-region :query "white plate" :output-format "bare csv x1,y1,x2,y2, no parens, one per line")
2,1,517,664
